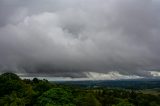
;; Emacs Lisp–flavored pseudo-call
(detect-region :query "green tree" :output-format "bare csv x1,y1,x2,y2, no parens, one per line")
0,92,27,106
37,88,75,106
0,73,35,105
33,79,52,94
0,72,23,96
75,93,101,106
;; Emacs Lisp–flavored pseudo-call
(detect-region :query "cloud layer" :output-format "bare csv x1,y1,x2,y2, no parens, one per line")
0,0,160,78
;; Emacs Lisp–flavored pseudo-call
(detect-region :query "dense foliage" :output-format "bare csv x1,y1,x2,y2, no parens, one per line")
0,72,160,106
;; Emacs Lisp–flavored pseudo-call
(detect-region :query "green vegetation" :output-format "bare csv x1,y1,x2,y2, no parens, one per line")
0,72,160,106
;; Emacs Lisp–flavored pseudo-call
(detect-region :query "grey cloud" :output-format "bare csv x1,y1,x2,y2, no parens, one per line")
0,0,160,78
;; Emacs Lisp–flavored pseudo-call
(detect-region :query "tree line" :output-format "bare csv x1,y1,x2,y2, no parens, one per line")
0,72,160,106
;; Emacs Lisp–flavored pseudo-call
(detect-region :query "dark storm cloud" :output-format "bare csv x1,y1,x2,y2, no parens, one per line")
0,0,160,78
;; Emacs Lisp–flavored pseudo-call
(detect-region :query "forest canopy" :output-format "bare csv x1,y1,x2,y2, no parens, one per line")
0,72,159,106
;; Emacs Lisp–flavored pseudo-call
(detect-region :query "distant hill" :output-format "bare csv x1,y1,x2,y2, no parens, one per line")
54,79,160,89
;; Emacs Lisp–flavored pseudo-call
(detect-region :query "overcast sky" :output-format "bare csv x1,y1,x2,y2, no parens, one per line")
0,0,160,79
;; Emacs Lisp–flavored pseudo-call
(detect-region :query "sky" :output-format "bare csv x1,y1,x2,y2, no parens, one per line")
0,0,160,79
